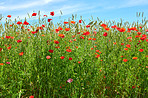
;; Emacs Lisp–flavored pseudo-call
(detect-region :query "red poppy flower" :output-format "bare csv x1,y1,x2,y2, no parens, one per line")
71,21,75,24
132,57,138,59
54,40,59,44
17,39,22,43
123,59,128,62
58,27,63,30
104,27,110,31
48,19,52,22
139,49,144,52
7,15,11,18
49,49,54,53
101,24,107,28
121,43,124,45
66,49,72,52
69,57,72,60
95,54,100,58
19,52,24,56
119,28,126,32
86,25,90,28
79,20,82,23
58,34,65,38
111,25,117,28
29,96,34,98
32,13,37,16
80,36,84,39
6,36,11,39
7,46,11,50
126,44,131,48
50,11,54,16
17,21,22,25
64,22,68,24
60,56,65,59
65,28,70,31
103,32,107,37
124,48,128,50
0,48,2,52
132,86,136,89
82,31,90,36
23,21,29,25
43,15,47,17
78,61,81,63
31,31,36,34
137,32,142,35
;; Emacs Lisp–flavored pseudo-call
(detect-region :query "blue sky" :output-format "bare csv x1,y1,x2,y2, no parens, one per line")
0,0,148,25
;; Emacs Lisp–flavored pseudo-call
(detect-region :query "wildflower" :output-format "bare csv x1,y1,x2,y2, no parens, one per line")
86,25,90,28
32,13,37,16
69,57,72,60
104,27,110,31
7,15,11,18
71,21,75,24
132,86,136,89
80,36,84,39
66,78,73,83
19,52,24,56
119,28,126,32
23,21,29,25
29,96,34,98
73,39,76,41
137,32,142,35
66,49,72,52
49,49,54,53
6,62,10,64
126,44,131,48
46,56,51,59
31,31,36,34
101,24,107,28
95,54,100,58
103,32,107,37
78,61,81,63
96,50,99,52
17,21,22,25
123,59,128,62
0,63,4,65
127,37,132,39
54,40,59,44
82,31,90,36
47,19,52,23
65,28,70,31
7,46,11,50
64,22,68,24
17,39,22,43
0,48,2,52
60,56,65,59
50,11,54,16
139,49,144,52
79,20,82,23
132,57,138,59
58,34,65,38
124,48,128,50
6,36,11,39
140,36,147,41
121,43,124,45
43,15,47,17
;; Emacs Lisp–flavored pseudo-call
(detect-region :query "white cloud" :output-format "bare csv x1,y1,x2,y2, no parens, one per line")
0,0,66,11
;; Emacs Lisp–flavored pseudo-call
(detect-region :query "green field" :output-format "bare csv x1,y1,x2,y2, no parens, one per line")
0,12,148,98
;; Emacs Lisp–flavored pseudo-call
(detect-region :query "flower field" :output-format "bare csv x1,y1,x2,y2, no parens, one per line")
0,12,148,98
